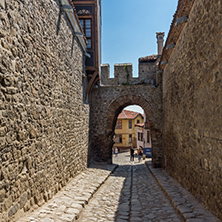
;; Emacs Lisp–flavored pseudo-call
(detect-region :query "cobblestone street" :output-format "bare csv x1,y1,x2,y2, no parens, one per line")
78,152,181,222
17,152,220,222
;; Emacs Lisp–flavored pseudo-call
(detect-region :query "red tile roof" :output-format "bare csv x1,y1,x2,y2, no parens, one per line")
118,110,143,120
139,54,158,63
135,123,144,127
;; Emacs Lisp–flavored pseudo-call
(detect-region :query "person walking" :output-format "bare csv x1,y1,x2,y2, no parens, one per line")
114,147,118,157
138,146,143,162
130,146,134,161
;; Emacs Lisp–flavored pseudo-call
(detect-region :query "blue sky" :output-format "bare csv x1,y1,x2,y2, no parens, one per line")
101,0,178,114
101,0,178,77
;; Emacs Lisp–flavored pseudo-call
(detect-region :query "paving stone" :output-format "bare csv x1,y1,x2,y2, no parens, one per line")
184,212,197,218
39,218,54,222
58,213,75,222
130,217,143,221
177,205,193,214
17,164,117,222
17,152,220,222
131,212,141,217
118,211,130,216
145,161,220,222
66,207,79,215
186,219,206,222
117,219,128,222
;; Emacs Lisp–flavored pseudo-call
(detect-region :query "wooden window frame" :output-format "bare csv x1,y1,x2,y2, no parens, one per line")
129,134,132,143
116,120,122,129
115,134,122,143
79,17,93,49
129,120,132,129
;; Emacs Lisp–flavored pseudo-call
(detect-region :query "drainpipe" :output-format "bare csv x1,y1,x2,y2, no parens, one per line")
59,0,87,53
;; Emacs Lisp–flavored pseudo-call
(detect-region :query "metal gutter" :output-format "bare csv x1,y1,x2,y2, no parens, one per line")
59,0,87,52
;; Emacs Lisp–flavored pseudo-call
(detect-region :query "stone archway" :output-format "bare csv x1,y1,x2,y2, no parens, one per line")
106,95,153,132
106,95,162,167
89,85,163,167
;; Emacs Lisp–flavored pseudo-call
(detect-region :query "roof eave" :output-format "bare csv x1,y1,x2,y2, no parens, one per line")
59,0,87,52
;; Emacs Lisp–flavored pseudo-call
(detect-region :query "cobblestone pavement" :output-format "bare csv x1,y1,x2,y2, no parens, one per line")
78,152,220,222
146,161,220,222
17,152,220,222
16,164,117,222
78,152,181,222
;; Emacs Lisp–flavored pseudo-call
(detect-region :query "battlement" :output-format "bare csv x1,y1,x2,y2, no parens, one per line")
100,62,157,86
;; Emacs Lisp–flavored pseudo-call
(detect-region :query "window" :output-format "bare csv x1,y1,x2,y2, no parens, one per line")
119,135,122,143
115,120,122,129
79,19,92,49
129,120,132,129
147,131,150,143
129,134,132,143
137,120,140,124
138,132,143,141
115,134,122,143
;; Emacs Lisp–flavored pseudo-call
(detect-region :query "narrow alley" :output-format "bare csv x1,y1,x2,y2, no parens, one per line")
17,152,219,222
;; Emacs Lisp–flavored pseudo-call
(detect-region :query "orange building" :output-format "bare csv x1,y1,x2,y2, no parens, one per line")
114,110,144,151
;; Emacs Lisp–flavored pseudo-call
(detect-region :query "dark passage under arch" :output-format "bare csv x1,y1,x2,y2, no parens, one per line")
89,86,163,167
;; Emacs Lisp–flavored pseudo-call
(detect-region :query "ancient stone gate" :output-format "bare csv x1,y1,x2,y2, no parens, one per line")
89,63,163,167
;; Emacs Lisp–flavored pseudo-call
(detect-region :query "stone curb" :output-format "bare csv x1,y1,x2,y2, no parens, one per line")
145,161,220,222
17,164,118,222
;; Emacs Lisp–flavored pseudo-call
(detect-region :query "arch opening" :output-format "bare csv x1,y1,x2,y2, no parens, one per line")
103,94,161,166
112,105,152,163
89,90,162,167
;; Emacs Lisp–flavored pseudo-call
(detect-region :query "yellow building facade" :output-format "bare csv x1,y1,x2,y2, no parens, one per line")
114,110,144,151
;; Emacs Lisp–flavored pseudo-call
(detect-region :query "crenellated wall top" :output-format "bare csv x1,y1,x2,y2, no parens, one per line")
100,62,157,86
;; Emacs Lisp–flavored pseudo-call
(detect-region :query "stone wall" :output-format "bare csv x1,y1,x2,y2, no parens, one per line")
162,0,222,219
0,0,89,220
89,85,163,167
139,63,156,85
96,57,162,166
100,62,157,86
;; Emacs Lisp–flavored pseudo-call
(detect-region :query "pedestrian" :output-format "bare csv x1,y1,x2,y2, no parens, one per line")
114,147,118,157
138,146,143,162
130,146,134,161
